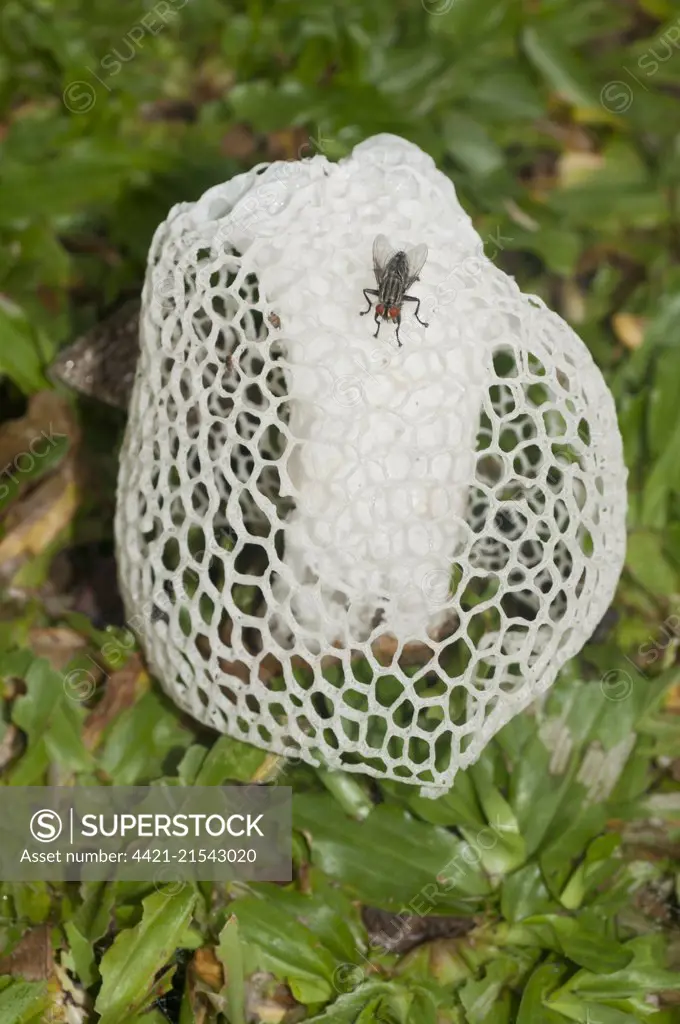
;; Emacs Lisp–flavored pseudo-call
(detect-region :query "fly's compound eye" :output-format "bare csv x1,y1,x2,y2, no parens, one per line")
388,306,400,320
376,304,385,316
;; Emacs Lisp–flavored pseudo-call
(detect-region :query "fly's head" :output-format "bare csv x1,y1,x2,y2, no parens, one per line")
375,303,401,322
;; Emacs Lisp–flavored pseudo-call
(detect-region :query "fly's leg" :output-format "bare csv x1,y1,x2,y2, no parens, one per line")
360,288,379,316
395,315,402,347
373,311,382,338
403,294,429,328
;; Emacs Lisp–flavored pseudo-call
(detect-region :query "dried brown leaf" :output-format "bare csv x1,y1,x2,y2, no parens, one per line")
27,626,89,671
0,391,77,470
265,127,309,161
536,119,597,152
245,974,297,1024
192,947,224,991
251,752,286,783
555,151,604,189
221,124,258,160
0,924,52,980
217,657,250,684
561,279,587,324
82,653,147,751
612,312,647,351
258,653,282,682
0,723,22,771
0,467,78,572
370,634,435,667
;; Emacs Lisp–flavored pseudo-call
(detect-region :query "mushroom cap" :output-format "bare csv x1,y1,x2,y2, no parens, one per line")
115,134,627,793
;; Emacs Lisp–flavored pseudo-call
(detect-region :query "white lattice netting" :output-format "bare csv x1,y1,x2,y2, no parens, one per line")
115,134,627,794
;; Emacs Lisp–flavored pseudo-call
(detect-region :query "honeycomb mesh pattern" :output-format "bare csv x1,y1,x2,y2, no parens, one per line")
115,135,627,794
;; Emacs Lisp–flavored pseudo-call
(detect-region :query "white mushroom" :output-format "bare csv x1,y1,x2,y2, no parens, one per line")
115,134,627,794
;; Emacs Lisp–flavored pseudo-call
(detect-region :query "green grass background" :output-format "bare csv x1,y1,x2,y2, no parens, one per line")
1,0,680,1021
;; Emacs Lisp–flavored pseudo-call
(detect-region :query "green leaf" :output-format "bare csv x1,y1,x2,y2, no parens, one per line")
294,795,491,913
626,531,678,595
0,144,164,225
64,919,99,988
97,691,193,784
305,983,405,1024
217,915,246,1024
559,834,622,910
522,26,603,111
513,915,633,974
126,1012,170,1024
245,873,364,966
73,880,115,941
640,415,680,527
546,994,643,1024
429,0,511,40
95,887,197,1024
464,758,526,874
510,225,582,276
648,347,680,459
0,979,49,1024
176,744,210,785
6,882,51,924
0,297,50,394
192,735,269,785
9,655,73,784
443,112,505,177
316,768,374,820
232,895,338,1003
228,80,322,131
404,768,485,829
459,958,520,1024
10,656,62,737
501,863,555,922
556,935,680,1000
467,70,544,120
516,962,568,1024
64,881,115,987
45,698,95,773
231,880,366,999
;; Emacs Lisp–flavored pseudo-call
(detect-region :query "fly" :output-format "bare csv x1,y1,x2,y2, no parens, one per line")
359,234,429,346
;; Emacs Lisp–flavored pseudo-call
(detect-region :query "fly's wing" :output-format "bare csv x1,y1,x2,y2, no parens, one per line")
48,298,140,412
404,243,428,290
372,234,395,286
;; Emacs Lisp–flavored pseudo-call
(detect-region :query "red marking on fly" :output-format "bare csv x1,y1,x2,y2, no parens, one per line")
359,234,429,346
